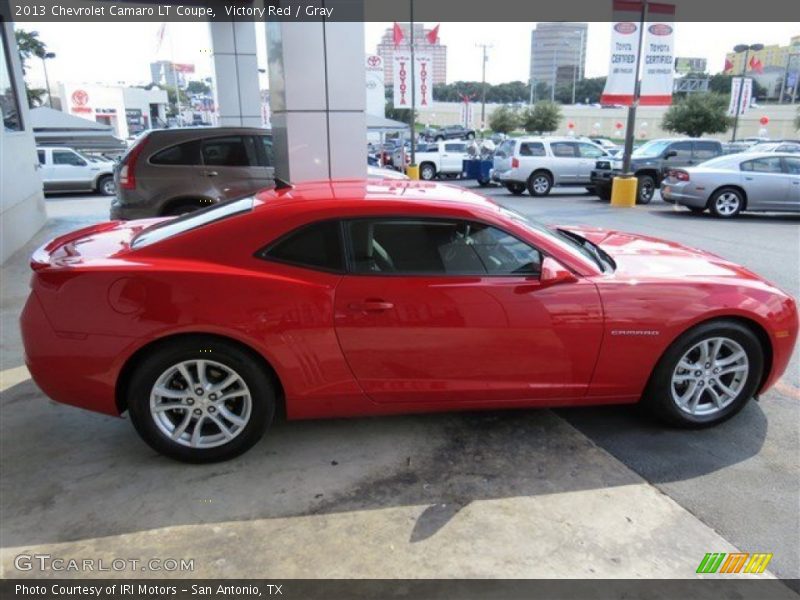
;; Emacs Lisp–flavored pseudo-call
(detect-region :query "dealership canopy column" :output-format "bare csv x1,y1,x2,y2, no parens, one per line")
208,21,262,127
265,17,367,181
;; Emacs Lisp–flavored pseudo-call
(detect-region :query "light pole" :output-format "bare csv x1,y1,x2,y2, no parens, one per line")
476,43,492,131
39,51,56,108
730,43,763,142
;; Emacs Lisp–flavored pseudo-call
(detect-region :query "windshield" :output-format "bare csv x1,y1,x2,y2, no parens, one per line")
497,207,609,272
632,140,671,158
132,197,254,249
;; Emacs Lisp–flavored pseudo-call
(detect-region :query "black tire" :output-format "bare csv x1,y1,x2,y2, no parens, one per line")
596,186,612,201
505,182,526,195
126,337,276,462
585,186,596,195
466,132,476,140
477,177,490,187
435,136,444,142
687,206,706,214
709,187,744,218
527,171,553,196
419,162,437,181
163,199,208,217
636,174,656,204
641,320,764,428
97,175,116,196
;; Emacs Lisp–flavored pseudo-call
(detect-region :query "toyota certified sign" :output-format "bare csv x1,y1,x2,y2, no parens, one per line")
649,23,673,35
614,22,637,34
71,89,89,106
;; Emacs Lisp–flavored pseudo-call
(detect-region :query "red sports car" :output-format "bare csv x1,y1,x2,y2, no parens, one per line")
21,181,798,462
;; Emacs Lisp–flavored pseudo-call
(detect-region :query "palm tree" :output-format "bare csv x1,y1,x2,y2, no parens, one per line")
14,29,50,107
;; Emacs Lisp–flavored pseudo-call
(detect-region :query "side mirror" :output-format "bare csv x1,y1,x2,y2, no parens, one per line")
540,257,578,286
664,150,677,159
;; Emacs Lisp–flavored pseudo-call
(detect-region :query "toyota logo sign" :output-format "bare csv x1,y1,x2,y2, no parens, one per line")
71,89,89,107
614,22,637,34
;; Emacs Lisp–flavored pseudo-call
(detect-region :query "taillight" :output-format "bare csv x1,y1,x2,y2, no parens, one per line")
511,157,520,168
119,137,148,190
671,169,690,182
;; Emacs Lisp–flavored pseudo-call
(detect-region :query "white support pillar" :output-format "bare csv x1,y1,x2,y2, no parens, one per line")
266,15,367,182
209,21,261,127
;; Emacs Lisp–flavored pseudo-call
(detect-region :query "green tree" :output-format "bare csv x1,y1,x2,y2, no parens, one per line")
488,104,520,134
186,80,211,95
384,100,416,125
520,101,561,133
661,93,732,138
14,29,49,107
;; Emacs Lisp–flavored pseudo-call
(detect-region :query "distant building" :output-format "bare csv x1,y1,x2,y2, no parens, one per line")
57,83,169,138
150,60,195,89
724,35,800,74
529,22,587,99
377,23,447,85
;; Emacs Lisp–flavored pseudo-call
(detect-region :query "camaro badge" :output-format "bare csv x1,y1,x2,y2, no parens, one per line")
611,329,661,336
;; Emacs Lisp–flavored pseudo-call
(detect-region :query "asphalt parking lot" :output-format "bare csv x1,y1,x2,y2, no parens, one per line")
1,188,798,580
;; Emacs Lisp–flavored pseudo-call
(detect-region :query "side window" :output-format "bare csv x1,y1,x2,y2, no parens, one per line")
777,144,800,154
519,142,546,157
551,142,578,158
52,150,87,166
784,157,800,175
347,219,541,276
150,140,202,166
577,143,605,158
257,135,274,167
495,140,515,158
37,150,45,165
263,221,343,272
444,143,466,153
202,136,258,167
668,141,692,159
693,141,719,160
741,157,783,173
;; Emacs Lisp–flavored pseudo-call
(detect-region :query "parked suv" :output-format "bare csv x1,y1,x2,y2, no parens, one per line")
421,125,476,142
111,127,274,219
37,147,116,196
590,138,724,204
491,137,608,196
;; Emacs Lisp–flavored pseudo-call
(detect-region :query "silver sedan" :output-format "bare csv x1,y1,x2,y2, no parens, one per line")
661,152,800,218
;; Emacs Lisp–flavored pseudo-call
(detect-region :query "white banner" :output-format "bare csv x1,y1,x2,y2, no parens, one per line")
601,19,642,105
393,50,433,109
640,21,675,105
365,54,385,117
460,102,473,128
727,77,753,116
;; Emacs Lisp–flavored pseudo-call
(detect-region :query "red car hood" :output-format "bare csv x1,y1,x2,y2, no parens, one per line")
560,226,764,282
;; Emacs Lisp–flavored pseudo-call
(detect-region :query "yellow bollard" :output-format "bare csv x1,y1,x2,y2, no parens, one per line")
611,176,638,207
405,165,420,180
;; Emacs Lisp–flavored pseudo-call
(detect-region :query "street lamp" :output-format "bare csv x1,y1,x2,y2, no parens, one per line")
39,51,56,108
730,43,764,142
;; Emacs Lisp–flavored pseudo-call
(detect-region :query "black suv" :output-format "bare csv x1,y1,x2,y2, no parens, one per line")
590,138,723,204
421,125,476,142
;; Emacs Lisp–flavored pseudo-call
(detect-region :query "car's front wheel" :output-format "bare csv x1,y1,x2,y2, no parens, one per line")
97,175,116,196
127,337,275,462
419,162,437,181
642,320,763,428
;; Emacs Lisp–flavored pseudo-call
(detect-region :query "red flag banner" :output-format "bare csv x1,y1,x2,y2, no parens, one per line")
393,22,404,47
426,24,440,45
724,58,734,73
749,55,764,73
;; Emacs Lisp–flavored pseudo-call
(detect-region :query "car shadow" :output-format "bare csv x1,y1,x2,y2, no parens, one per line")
0,377,768,548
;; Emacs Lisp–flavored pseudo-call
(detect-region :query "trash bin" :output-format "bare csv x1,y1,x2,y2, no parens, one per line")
462,159,493,186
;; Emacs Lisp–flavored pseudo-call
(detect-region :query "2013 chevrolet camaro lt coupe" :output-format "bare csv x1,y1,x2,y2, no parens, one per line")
21,181,798,462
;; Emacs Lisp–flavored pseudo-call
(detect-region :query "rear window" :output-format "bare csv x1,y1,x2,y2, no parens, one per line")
519,142,545,157
131,197,254,249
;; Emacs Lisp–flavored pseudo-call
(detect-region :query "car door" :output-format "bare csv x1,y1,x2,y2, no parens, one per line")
333,217,604,404
782,157,800,211
442,142,467,173
576,142,606,183
663,141,693,169
49,149,94,191
200,135,269,201
548,141,581,183
739,156,791,210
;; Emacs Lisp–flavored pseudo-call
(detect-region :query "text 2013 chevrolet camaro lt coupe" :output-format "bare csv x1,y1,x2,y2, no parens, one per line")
21,181,798,462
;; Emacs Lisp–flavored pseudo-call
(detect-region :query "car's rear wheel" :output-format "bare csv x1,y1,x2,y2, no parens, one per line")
596,186,612,201
97,175,116,196
527,171,553,196
419,162,437,181
505,182,526,195
709,188,744,218
636,174,656,204
163,199,208,216
127,337,275,462
642,320,763,428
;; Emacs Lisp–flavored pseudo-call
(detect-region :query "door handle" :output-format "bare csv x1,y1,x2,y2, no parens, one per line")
205,170,219,177
745,177,754,181
349,300,394,312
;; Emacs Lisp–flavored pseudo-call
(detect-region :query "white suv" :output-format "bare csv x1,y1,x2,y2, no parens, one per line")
37,147,116,196
492,137,608,196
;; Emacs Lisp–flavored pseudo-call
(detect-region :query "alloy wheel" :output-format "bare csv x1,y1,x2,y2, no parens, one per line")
102,179,116,195
532,176,550,194
670,337,749,417
714,192,740,216
149,359,252,449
